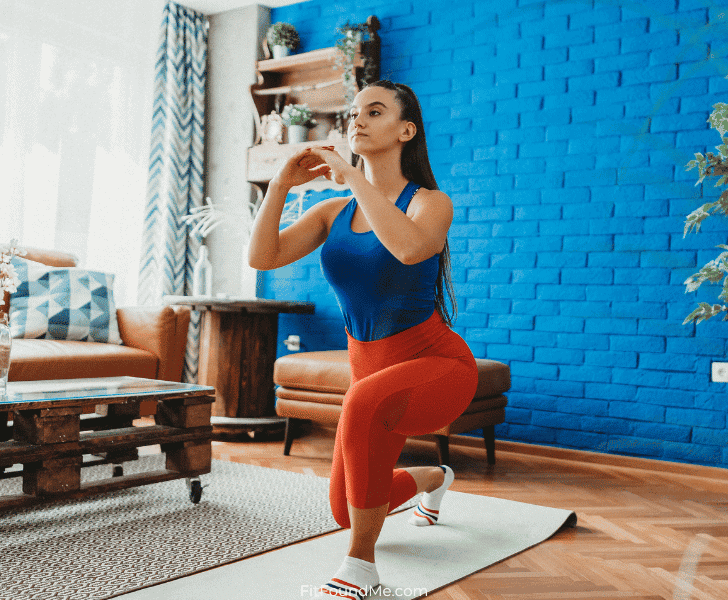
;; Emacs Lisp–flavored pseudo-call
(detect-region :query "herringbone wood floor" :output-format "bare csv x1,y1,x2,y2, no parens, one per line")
208,424,728,600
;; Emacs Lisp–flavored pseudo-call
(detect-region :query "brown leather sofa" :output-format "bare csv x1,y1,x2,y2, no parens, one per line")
1,247,191,416
273,350,510,466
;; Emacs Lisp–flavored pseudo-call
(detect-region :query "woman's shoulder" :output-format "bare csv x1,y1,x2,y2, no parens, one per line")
409,187,452,217
322,195,356,231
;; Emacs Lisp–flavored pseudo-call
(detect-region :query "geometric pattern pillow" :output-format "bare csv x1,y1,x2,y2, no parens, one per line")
8,256,123,344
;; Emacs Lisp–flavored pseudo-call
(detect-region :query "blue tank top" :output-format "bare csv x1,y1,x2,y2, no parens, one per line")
319,181,440,342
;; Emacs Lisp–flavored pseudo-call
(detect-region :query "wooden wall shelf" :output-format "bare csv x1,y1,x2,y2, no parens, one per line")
247,16,380,186
256,46,364,74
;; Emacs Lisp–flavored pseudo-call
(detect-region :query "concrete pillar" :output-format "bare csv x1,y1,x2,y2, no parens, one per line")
204,4,271,298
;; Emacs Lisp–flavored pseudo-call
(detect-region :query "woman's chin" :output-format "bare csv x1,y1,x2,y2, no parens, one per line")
350,138,371,156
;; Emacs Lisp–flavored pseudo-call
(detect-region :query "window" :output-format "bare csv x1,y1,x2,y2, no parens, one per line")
0,0,163,307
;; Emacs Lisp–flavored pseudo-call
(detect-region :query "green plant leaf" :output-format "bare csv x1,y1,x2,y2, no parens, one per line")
683,302,727,325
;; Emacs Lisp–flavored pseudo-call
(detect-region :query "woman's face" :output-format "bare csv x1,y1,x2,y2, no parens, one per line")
347,86,415,154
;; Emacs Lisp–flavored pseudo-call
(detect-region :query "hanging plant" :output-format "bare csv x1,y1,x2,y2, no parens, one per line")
333,21,374,127
682,101,728,324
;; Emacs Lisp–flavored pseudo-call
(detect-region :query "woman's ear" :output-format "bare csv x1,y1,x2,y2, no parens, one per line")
399,121,417,143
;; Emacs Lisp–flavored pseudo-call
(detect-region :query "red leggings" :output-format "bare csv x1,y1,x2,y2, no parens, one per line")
329,308,479,528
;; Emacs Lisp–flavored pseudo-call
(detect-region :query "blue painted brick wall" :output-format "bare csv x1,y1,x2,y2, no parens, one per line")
263,0,728,469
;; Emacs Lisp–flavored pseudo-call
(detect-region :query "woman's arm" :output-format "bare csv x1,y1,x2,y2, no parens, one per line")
247,179,291,270
344,168,453,264
305,147,453,264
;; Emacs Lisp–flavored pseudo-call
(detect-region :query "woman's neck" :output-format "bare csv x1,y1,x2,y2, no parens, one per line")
360,149,409,202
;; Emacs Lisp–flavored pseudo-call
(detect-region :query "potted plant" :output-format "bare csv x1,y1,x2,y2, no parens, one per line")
333,20,378,129
281,103,317,144
266,22,300,59
682,101,728,324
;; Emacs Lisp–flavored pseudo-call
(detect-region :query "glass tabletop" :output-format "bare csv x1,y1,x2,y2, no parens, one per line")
0,377,215,405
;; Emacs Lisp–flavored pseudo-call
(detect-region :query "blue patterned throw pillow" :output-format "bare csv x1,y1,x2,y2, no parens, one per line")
8,257,123,344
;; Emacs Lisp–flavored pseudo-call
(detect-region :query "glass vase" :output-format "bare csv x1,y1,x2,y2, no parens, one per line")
0,316,10,397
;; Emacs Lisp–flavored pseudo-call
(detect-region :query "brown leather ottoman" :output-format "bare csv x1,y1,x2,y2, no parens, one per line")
273,350,510,465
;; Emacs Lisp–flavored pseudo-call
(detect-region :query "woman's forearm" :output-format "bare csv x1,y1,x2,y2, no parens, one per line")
247,178,291,270
344,168,431,264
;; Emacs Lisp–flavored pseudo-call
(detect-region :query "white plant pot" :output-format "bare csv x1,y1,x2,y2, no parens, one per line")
288,124,308,144
272,45,291,59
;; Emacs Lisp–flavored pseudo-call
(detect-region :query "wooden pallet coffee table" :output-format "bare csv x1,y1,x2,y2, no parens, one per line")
0,376,215,511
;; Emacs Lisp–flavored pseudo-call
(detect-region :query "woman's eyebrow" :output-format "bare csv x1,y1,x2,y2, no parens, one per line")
350,101,388,111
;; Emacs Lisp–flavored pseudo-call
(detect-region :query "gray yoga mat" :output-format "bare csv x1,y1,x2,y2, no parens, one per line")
118,490,577,600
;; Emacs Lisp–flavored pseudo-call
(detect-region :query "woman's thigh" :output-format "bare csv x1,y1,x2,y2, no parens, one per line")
344,353,478,437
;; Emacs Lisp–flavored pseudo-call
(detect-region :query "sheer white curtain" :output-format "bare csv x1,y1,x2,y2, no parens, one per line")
0,0,166,307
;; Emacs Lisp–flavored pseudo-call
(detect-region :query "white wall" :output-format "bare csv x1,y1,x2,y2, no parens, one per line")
204,3,271,298
0,0,166,307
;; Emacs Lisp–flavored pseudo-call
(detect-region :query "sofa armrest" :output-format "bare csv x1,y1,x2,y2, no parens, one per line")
167,305,192,381
116,305,191,382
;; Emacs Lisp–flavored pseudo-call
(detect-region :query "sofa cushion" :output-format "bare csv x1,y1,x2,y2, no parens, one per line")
274,350,352,395
275,386,508,412
273,350,511,398
1,245,79,321
273,396,508,435
9,257,122,344
8,338,158,382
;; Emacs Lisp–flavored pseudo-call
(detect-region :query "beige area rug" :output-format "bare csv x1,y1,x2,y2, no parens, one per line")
1,456,576,600
0,455,419,600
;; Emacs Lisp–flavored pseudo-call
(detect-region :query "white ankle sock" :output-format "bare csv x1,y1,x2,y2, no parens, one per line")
318,555,379,599
408,465,455,526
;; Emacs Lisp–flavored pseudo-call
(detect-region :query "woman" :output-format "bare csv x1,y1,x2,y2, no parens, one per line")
248,80,479,599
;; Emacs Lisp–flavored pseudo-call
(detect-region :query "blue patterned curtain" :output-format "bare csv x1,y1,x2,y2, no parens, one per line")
138,1,208,383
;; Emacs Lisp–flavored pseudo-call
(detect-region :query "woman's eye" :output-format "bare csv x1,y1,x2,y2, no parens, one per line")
349,110,379,120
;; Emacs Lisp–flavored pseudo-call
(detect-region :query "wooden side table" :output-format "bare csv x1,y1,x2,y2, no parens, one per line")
164,296,315,439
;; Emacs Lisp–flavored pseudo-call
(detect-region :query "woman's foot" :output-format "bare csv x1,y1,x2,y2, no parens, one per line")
318,555,380,599
408,465,455,526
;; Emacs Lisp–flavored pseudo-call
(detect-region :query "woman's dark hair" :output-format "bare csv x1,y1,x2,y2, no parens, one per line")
352,79,458,328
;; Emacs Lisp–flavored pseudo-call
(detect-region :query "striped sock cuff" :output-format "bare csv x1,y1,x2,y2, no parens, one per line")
320,578,368,599
414,502,439,524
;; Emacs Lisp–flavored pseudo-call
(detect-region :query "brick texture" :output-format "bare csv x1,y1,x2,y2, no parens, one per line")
264,0,728,468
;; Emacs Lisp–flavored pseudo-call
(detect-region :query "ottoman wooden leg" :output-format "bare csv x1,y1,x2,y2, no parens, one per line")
283,418,295,456
484,424,496,465
435,435,449,466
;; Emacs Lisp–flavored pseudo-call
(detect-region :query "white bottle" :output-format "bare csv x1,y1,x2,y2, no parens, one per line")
192,244,213,296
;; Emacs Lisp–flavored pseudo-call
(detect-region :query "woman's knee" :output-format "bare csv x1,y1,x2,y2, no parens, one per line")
331,502,350,528
342,380,370,408
340,381,379,427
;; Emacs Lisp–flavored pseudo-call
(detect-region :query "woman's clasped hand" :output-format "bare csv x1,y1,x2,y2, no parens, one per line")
273,145,352,188
302,146,352,185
